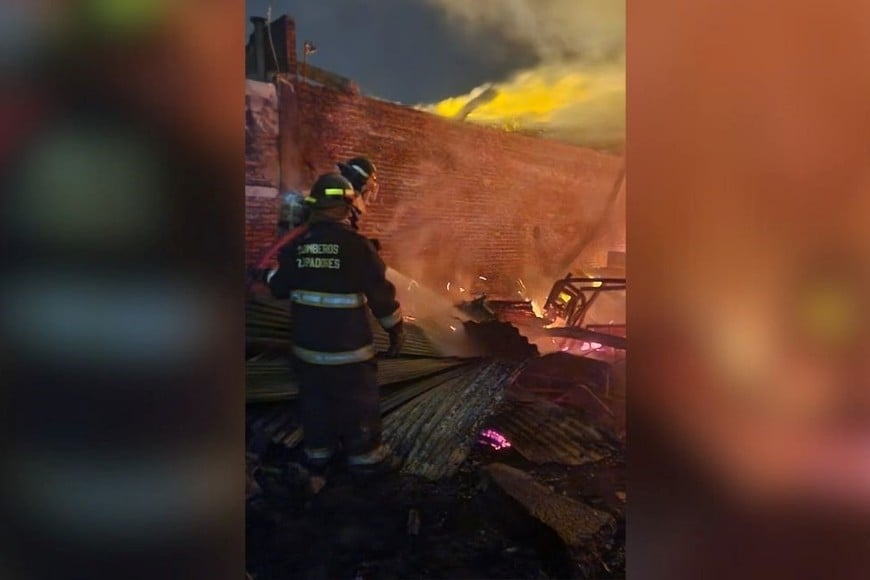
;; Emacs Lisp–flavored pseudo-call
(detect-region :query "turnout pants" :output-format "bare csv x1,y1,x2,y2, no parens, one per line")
296,359,385,465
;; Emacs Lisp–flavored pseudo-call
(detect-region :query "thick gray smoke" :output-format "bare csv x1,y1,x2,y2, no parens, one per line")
421,0,625,149
424,0,624,64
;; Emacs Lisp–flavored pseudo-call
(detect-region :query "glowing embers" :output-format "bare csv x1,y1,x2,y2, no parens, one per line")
560,341,604,353
479,428,512,451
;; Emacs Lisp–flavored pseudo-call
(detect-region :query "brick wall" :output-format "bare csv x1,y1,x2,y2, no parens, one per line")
244,62,625,301
291,81,624,300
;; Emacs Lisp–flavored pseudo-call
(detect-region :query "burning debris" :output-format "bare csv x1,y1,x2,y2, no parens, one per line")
383,360,524,480
452,269,626,359
486,400,617,466
479,428,512,451
244,3,625,572
541,274,626,329
246,269,624,577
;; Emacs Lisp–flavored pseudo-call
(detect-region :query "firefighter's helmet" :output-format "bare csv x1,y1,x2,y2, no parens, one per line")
337,156,377,192
305,173,356,209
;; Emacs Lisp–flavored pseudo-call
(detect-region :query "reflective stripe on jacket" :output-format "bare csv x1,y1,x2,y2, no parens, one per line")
292,344,376,365
290,290,366,309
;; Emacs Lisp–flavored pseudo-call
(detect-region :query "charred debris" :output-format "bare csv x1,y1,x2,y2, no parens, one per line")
246,273,626,579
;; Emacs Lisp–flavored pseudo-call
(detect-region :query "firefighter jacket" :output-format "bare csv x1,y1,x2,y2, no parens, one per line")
267,220,403,365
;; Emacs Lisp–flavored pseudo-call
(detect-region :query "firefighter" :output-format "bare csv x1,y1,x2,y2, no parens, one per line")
275,156,376,237
266,172,405,479
337,156,379,231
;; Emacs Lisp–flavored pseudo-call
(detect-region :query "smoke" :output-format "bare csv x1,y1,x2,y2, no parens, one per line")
387,267,471,323
424,0,624,64
364,135,625,314
341,1,627,336
421,0,625,148
386,267,488,358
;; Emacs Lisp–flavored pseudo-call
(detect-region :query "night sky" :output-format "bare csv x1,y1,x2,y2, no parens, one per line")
245,0,540,104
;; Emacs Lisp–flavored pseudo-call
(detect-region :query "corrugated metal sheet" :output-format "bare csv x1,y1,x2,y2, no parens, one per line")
246,356,473,403
248,363,619,470
246,299,574,481
246,362,483,449
246,298,447,358
248,360,528,478
380,364,475,414
383,361,525,480
376,358,474,386
487,401,615,465
483,300,545,327
462,320,539,360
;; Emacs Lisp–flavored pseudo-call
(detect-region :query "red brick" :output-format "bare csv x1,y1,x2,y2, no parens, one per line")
246,76,625,301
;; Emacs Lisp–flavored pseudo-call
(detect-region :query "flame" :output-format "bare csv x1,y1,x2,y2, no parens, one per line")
479,428,512,450
557,340,607,356
530,300,544,318
418,63,624,148
429,71,587,128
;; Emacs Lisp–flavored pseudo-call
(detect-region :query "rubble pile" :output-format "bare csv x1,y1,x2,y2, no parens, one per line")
245,287,625,578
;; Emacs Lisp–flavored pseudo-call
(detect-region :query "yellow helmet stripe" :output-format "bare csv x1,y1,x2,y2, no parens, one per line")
324,187,353,196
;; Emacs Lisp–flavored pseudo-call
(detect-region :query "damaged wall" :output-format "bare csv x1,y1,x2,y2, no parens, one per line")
244,18,624,300
292,82,623,299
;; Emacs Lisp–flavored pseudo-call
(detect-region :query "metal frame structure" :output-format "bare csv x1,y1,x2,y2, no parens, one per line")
542,275,626,328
